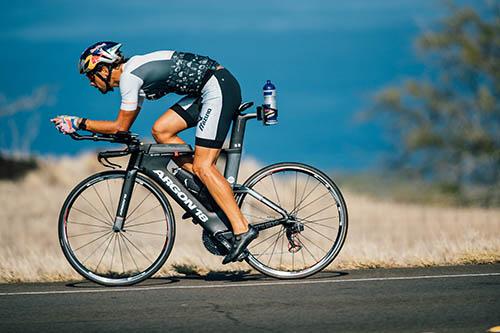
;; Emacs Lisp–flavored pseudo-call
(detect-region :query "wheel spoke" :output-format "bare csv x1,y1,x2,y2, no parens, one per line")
299,215,339,224
117,234,125,272
125,204,162,225
293,171,298,212
110,233,117,273
80,193,112,223
279,227,285,269
126,192,152,221
119,233,140,272
301,239,307,268
298,232,327,255
121,232,153,263
95,232,115,272
73,230,113,252
298,219,337,230
270,174,282,208
93,185,114,222
249,227,283,249
297,235,319,263
72,207,112,226
126,219,165,228
267,227,284,266
304,224,334,242
301,203,335,221
106,180,115,216
70,229,111,238
125,229,166,237
292,182,321,215
295,175,310,213
256,228,284,260
68,221,110,230
293,190,330,215
81,232,114,264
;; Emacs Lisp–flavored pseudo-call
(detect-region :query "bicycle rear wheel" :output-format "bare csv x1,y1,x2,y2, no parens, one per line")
236,162,348,279
58,171,175,286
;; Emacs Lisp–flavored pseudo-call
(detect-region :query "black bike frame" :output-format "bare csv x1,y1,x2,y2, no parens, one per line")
109,111,288,250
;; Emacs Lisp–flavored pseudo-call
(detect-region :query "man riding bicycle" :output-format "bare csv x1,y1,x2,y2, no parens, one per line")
51,41,257,264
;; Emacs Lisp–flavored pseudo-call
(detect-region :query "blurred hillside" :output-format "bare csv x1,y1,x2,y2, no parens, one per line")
0,153,498,282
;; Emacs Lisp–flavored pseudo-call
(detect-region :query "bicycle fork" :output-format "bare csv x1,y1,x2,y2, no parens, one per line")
113,169,137,232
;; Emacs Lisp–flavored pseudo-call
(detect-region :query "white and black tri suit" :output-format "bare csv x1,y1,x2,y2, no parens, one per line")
120,50,242,148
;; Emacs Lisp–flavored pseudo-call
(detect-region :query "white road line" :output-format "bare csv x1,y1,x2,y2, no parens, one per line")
0,272,498,297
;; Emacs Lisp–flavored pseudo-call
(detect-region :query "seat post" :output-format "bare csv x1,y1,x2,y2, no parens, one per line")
223,113,255,187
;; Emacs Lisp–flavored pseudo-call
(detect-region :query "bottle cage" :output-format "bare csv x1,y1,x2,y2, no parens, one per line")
256,105,278,126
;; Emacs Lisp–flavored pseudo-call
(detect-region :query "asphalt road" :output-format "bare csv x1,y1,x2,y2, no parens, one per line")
0,264,499,333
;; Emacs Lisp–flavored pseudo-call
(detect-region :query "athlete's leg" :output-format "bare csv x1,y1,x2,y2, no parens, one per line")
192,145,249,234
194,68,256,262
151,109,193,172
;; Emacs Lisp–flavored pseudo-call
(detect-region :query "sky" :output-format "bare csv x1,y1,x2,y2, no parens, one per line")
0,0,451,171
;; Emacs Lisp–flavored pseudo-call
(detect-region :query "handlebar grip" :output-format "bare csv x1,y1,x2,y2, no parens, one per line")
69,132,101,141
68,131,138,144
98,150,130,158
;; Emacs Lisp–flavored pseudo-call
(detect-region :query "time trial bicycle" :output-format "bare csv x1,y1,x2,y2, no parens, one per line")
58,102,348,286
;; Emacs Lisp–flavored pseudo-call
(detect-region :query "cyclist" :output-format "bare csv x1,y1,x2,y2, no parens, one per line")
50,41,257,264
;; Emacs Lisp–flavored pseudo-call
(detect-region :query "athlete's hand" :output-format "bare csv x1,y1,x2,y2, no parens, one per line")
50,115,81,134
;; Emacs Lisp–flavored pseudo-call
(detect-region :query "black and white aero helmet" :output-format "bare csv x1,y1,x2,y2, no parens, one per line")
78,41,123,74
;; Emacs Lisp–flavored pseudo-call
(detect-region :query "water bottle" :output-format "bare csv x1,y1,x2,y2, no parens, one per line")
173,168,202,194
173,168,215,212
263,80,278,125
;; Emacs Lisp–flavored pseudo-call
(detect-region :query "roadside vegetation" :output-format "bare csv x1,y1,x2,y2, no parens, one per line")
362,1,499,206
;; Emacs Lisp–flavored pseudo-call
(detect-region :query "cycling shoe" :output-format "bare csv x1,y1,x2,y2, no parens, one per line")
222,226,258,264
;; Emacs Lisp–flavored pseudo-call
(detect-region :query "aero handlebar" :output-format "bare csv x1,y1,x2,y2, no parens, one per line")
69,131,140,145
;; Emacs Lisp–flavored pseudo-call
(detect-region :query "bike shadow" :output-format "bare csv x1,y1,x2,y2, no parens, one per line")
65,271,349,288
156,270,349,283
65,277,181,288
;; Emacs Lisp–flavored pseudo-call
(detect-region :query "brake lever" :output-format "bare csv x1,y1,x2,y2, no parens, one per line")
97,155,122,169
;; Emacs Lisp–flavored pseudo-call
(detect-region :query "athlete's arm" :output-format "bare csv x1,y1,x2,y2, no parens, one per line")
81,70,145,134
83,108,141,134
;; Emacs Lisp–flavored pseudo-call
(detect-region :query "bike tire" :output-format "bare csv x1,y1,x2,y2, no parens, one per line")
236,162,348,279
58,170,175,286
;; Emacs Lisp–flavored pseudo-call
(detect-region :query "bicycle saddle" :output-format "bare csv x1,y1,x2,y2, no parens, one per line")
147,144,194,154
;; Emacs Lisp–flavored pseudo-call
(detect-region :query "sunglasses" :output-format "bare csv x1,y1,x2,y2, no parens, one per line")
86,71,97,81
86,67,108,82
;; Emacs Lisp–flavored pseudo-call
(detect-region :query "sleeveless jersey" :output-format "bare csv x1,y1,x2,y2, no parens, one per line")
119,50,219,111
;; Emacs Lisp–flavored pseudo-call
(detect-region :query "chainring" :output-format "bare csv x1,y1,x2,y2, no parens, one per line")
202,230,228,256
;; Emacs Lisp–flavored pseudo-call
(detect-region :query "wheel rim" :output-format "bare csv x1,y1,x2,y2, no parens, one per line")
61,173,173,284
238,164,347,278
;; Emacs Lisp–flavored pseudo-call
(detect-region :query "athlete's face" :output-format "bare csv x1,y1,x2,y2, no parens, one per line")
86,66,110,94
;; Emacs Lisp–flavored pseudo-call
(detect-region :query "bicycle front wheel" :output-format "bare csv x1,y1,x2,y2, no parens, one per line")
58,171,175,286
237,162,348,279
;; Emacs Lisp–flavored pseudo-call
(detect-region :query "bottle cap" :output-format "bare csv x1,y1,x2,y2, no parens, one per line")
263,80,275,90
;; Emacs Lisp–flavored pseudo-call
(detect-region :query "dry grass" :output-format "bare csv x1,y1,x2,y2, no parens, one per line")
0,153,498,283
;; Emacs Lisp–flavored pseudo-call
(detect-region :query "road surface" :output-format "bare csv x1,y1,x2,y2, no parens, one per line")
0,264,499,332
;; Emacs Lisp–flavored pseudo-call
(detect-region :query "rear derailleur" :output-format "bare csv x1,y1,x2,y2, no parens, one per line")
285,220,304,253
